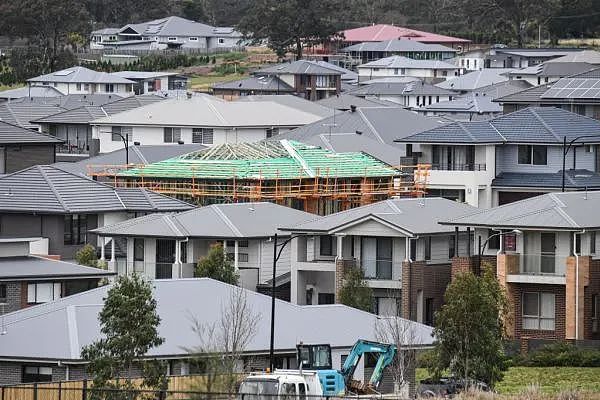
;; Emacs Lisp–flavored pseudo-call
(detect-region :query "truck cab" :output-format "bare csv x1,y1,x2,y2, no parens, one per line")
238,371,321,399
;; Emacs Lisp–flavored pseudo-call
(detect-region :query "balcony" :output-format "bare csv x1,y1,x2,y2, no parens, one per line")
361,259,402,289
431,163,486,171
505,254,567,285
108,260,195,279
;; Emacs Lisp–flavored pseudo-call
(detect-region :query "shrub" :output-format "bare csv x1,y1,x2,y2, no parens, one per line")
75,244,98,267
514,342,600,367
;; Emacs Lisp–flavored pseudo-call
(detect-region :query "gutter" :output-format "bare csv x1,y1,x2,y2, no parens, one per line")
573,229,585,340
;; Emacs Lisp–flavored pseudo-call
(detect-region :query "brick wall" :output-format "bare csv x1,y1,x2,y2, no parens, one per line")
401,261,451,322
0,282,22,314
585,259,600,340
451,256,497,278
512,283,566,341
334,259,356,303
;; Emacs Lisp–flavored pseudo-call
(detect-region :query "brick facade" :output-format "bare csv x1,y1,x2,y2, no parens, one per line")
451,256,496,278
511,283,566,341
334,258,356,303
401,261,451,323
584,259,600,340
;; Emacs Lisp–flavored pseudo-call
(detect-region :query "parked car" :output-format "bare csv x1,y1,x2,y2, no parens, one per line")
418,377,490,398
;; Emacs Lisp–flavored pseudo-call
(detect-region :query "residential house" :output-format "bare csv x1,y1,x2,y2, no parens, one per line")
90,95,326,153
455,48,488,71
34,95,167,158
0,121,61,173
437,68,517,93
0,165,192,260
496,68,600,119
212,76,295,99
111,71,188,94
357,56,461,84
337,24,470,49
90,16,243,51
485,47,584,69
235,94,335,118
348,80,457,108
27,67,135,96
397,107,600,207
314,93,394,112
0,278,434,385
507,62,596,87
339,39,457,68
92,202,315,296
0,86,62,102
0,237,113,314
280,198,475,322
441,191,600,344
254,60,347,100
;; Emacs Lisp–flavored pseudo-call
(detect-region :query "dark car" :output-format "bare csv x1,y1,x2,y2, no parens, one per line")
418,377,490,398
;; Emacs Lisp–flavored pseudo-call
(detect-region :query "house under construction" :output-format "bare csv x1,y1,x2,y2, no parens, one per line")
88,139,429,215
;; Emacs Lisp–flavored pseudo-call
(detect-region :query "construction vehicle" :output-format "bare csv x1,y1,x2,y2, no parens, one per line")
238,339,397,398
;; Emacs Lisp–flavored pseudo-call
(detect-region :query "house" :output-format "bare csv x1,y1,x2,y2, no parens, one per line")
0,121,62,173
455,48,488,71
254,60,348,100
212,76,295,99
0,237,113,314
235,94,335,118
339,39,457,68
0,165,192,260
90,16,243,51
110,71,188,94
0,278,434,385
91,202,315,295
441,191,600,344
437,68,517,93
357,56,461,83
90,95,326,153
496,68,600,119
348,80,457,108
507,62,596,87
314,93,394,111
280,198,475,321
27,67,135,96
34,95,167,158
337,24,470,49
397,107,600,207
0,85,63,102
485,47,584,69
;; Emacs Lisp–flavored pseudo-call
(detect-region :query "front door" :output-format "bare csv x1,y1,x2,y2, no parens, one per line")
155,239,175,279
540,233,556,274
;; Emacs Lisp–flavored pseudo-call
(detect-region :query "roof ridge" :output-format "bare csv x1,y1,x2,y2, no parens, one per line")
357,108,384,143
529,108,560,141
211,204,243,237
139,187,157,209
37,166,70,213
162,214,187,237
66,305,80,359
131,145,148,164
488,119,508,143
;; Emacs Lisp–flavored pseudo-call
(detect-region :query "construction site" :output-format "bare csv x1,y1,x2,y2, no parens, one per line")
88,139,429,215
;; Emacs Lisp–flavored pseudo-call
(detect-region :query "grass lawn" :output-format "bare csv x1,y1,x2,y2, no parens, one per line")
0,83,24,92
417,367,600,395
189,73,247,91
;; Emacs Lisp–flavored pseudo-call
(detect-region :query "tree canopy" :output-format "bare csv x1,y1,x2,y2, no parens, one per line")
195,243,239,285
337,266,373,313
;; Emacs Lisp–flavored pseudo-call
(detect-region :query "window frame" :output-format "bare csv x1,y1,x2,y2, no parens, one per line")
319,235,336,257
64,214,88,245
448,235,456,259
27,282,61,304
163,127,182,143
522,292,555,331
134,238,145,262
192,128,214,144
0,283,6,303
518,145,548,166
424,236,431,261
22,366,53,383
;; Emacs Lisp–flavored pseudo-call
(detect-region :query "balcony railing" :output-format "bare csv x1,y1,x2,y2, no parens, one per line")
431,163,486,171
110,260,195,279
361,259,400,280
519,254,567,276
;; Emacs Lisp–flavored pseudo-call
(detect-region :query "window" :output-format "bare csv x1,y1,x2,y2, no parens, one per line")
593,294,600,333
425,298,435,326
576,234,582,254
64,214,88,245
192,128,213,144
163,127,182,143
266,127,280,138
27,283,61,304
105,83,114,93
218,38,225,44
448,235,456,259
424,236,431,261
84,83,90,91
518,145,547,165
189,37,198,41
226,240,248,247
319,235,336,257
0,284,6,303
318,293,335,304
112,126,123,142
592,231,597,254
299,383,306,400
76,83,82,91
134,238,144,262
488,229,500,250
181,241,187,263
406,144,413,157
168,37,177,41
394,68,399,75
22,366,53,383
523,292,555,331
410,238,417,261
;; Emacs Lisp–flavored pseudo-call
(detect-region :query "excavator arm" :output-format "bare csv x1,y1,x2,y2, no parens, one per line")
340,339,397,390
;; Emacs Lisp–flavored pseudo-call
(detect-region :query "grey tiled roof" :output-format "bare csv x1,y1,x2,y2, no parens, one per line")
0,101,65,129
492,169,600,189
235,95,334,119
315,93,394,110
437,69,515,91
359,56,457,70
494,84,550,103
0,256,114,281
281,198,476,235
340,39,456,53
256,60,345,76
418,92,501,114
508,62,595,78
0,86,63,99
399,107,600,144
28,67,134,84
121,16,240,38
441,190,600,230
349,81,457,96
93,202,316,238
212,76,294,92
0,121,62,144
281,106,446,146
0,165,193,214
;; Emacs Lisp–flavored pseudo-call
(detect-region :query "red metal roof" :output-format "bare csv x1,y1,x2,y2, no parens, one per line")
341,24,470,44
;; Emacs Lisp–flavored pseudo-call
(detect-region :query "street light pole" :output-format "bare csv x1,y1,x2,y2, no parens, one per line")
478,229,522,273
561,134,600,192
113,132,130,166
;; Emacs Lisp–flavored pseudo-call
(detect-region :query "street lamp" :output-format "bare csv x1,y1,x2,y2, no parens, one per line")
478,229,522,273
269,232,303,372
112,131,130,165
562,135,600,192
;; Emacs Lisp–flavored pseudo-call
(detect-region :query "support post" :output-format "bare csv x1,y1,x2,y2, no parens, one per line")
562,136,567,192
269,233,277,372
466,227,471,256
234,240,239,271
454,227,459,257
100,237,106,261
477,235,482,275
110,238,115,262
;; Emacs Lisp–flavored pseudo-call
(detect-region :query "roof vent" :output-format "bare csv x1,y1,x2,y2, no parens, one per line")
178,140,185,145
355,130,363,135
350,104,357,112
186,92,192,99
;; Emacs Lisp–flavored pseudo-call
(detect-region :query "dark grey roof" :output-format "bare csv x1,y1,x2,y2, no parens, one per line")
0,165,193,214
53,144,206,176
509,62,595,78
281,198,476,235
359,56,457,70
0,86,62,99
0,101,65,129
441,190,600,230
234,95,334,119
399,107,600,144
0,279,433,361
282,106,447,146
315,93,395,110
350,81,457,96
28,67,134,84
212,76,294,92
492,48,582,57
0,256,114,281
0,120,62,144
340,39,457,53
492,169,600,189
494,84,550,103
418,92,501,114
93,202,316,238
541,76,600,100
120,16,240,38
437,69,515,91
256,60,344,76
474,79,533,98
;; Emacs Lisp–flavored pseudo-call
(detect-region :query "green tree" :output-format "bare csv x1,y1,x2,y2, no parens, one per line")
180,0,207,21
75,244,99,267
338,266,373,312
238,0,342,59
430,265,510,387
195,243,239,285
81,275,167,397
